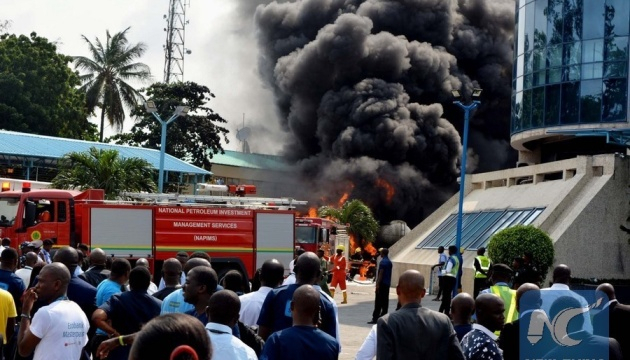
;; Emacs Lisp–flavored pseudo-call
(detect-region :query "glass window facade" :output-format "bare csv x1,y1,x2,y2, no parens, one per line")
415,208,545,250
512,0,629,135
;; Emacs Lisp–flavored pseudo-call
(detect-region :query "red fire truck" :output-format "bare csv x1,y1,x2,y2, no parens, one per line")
0,184,306,283
294,217,349,257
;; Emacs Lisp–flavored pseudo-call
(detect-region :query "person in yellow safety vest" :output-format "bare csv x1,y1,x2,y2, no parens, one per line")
480,263,518,335
473,247,492,299
438,245,459,316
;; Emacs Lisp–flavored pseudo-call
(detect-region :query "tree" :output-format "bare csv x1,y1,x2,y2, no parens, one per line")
318,199,380,243
108,81,229,169
487,225,555,281
51,147,156,200
0,32,96,139
73,27,151,142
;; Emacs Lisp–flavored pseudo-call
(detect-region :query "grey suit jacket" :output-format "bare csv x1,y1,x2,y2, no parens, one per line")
376,303,465,360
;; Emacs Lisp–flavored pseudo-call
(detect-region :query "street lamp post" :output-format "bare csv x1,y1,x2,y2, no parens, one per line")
144,101,190,193
451,88,482,294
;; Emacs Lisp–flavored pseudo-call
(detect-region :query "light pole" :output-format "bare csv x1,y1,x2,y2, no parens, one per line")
451,88,482,294
144,101,190,193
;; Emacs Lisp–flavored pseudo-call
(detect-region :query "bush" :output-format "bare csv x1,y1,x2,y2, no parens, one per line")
487,225,555,280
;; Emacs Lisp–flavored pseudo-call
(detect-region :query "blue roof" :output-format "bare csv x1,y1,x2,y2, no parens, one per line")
210,150,290,171
415,208,546,251
0,130,210,175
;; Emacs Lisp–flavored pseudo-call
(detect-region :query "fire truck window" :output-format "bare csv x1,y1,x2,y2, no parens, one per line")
0,197,19,226
321,228,329,243
295,227,317,244
58,201,66,222
36,200,55,223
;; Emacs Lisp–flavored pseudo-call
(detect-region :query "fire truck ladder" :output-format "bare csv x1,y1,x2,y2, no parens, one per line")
121,192,308,209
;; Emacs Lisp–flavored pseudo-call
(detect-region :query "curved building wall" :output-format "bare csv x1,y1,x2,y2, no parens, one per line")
512,0,630,144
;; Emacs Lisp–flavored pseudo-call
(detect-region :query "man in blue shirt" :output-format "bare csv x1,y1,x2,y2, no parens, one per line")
0,248,25,312
93,267,162,360
161,258,211,314
257,252,337,341
183,266,218,324
368,248,392,324
261,284,339,359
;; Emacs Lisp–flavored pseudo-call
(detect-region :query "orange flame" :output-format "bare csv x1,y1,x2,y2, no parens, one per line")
364,242,378,256
307,207,317,217
376,179,395,204
349,233,358,250
338,192,349,207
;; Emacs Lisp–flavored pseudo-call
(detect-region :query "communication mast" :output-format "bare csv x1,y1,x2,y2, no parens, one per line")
163,0,191,83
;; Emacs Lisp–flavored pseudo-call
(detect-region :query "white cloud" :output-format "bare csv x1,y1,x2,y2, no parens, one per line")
2,0,284,154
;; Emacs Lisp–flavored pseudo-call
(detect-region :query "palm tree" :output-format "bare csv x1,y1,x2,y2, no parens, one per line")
73,27,152,142
318,199,380,243
52,147,156,199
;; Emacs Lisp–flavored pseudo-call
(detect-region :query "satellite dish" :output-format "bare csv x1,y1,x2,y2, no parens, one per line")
236,126,252,154
236,127,251,142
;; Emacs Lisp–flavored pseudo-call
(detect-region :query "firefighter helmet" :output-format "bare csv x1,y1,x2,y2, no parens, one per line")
355,248,361,253
336,245,345,251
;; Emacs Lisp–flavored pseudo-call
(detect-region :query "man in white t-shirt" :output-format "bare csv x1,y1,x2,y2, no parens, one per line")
16,252,38,288
17,263,90,360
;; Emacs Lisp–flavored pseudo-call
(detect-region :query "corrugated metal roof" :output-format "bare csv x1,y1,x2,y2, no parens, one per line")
0,130,210,175
210,150,290,171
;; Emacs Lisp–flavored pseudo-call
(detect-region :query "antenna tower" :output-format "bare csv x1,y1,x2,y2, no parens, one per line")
163,0,190,83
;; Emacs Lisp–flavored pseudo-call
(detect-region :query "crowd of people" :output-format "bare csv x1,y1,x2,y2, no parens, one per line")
352,247,627,360
0,238,358,360
0,237,625,360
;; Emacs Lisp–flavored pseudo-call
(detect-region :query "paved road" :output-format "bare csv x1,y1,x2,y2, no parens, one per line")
334,280,441,360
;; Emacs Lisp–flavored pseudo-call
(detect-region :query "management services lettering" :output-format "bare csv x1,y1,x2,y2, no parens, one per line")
173,221,238,229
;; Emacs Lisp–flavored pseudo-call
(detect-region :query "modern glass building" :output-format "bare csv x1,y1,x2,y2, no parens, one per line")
512,0,629,162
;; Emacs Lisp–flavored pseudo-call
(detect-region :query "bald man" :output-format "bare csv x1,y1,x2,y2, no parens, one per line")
540,264,592,333
240,259,284,327
161,258,214,314
377,270,464,360
18,263,90,360
79,248,111,287
152,258,183,301
206,290,257,360
53,247,97,341
498,283,541,360
135,258,158,295
261,285,339,359
451,293,475,341
594,283,630,358
257,252,338,343
461,294,504,360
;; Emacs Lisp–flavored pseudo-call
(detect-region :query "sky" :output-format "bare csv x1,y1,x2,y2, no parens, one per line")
2,0,284,154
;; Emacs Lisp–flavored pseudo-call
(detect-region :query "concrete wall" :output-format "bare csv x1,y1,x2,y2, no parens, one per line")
548,155,630,281
390,154,630,293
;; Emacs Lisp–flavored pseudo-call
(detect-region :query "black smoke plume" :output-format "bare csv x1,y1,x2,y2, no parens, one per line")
253,0,517,227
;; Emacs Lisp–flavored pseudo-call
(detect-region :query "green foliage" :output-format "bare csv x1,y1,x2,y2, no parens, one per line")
74,27,152,142
0,32,95,139
487,225,555,280
52,147,156,200
107,81,229,169
318,199,380,242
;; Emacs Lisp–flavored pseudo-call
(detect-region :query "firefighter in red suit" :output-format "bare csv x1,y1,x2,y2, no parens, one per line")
330,245,348,304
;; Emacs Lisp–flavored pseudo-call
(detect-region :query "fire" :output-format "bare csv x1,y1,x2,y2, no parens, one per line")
349,233,358,250
376,178,395,204
307,207,318,217
364,241,378,256
338,192,349,207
